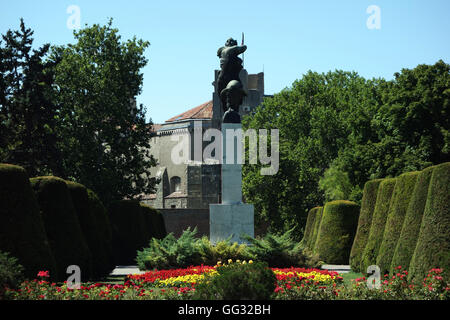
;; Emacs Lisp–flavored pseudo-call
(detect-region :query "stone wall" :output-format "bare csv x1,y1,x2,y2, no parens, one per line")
160,208,210,238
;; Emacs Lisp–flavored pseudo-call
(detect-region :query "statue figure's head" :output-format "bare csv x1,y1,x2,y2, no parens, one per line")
225,38,237,47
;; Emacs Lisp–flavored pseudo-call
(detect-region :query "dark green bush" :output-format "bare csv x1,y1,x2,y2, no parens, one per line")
300,207,319,250
409,162,450,283
194,261,276,300
86,188,114,275
243,229,321,268
0,164,57,280
137,227,203,270
109,200,149,265
67,182,114,278
349,179,383,273
140,203,166,240
390,166,436,274
314,200,360,264
30,176,92,281
360,178,397,273
0,251,24,298
377,172,419,274
310,206,324,252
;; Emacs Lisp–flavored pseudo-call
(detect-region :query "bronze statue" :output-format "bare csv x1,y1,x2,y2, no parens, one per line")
217,38,247,123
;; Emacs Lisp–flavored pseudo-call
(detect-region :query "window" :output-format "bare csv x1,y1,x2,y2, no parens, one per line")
170,176,181,193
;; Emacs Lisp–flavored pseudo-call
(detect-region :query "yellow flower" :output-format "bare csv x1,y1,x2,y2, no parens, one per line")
248,260,253,264
236,260,241,263
242,261,247,264
228,259,233,264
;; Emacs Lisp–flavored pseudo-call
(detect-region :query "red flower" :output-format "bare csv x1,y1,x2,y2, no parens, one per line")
37,271,49,278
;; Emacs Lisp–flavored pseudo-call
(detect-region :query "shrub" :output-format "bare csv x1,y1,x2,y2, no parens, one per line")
360,178,396,273
376,171,419,274
409,162,450,283
390,166,436,274
67,182,114,278
86,188,115,277
300,207,319,250
243,230,321,268
109,200,148,265
310,207,324,252
0,164,57,280
349,179,383,273
30,176,92,281
0,251,24,298
196,236,250,266
194,261,277,300
140,203,166,240
314,200,360,264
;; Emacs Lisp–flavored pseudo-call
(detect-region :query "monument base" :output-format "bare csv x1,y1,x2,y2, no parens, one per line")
209,202,254,244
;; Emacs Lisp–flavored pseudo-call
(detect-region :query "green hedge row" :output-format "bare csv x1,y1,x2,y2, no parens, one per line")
30,176,93,281
1,163,166,281
109,201,167,265
376,172,420,274
351,162,449,282
314,200,360,264
360,178,397,273
408,162,450,282
0,164,57,280
349,179,383,273
310,207,324,252
300,207,320,250
390,166,436,273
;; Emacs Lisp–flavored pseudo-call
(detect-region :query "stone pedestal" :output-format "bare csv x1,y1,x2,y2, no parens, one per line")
209,123,254,244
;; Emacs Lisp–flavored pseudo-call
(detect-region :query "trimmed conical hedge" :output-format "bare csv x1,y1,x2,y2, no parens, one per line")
300,207,320,250
87,188,114,273
30,176,92,281
349,179,383,273
360,178,397,274
390,166,436,274
409,162,450,282
140,203,166,241
0,164,57,279
109,200,149,265
310,207,324,252
67,181,114,278
314,200,360,264
376,172,419,274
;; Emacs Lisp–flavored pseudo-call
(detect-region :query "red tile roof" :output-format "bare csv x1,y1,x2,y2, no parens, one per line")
165,100,213,123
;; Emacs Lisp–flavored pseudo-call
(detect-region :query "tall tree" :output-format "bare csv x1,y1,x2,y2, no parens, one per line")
51,19,157,205
0,19,63,176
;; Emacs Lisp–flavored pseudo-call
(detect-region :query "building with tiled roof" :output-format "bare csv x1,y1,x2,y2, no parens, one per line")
143,69,266,210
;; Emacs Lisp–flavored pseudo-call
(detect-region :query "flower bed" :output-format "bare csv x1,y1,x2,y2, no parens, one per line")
4,264,449,300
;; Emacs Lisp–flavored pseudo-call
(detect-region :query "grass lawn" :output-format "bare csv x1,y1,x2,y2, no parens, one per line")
341,272,364,286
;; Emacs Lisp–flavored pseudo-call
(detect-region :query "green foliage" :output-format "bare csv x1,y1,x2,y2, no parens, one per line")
243,229,321,268
194,262,277,300
299,207,319,249
360,178,397,273
196,237,250,266
319,165,353,202
66,181,114,278
391,166,436,273
310,207,324,252
30,176,92,281
409,162,450,283
0,164,57,280
0,251,24,298
86,188,115,277
0,19,64,177
377,172,419,274
349,179,383,273
50,19,157,205
140,203,167,240
109,200,149,265
243,61,449,238
314,200,360,264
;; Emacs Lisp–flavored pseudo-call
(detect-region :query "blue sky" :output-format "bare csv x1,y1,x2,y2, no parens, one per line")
1,0,449,124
